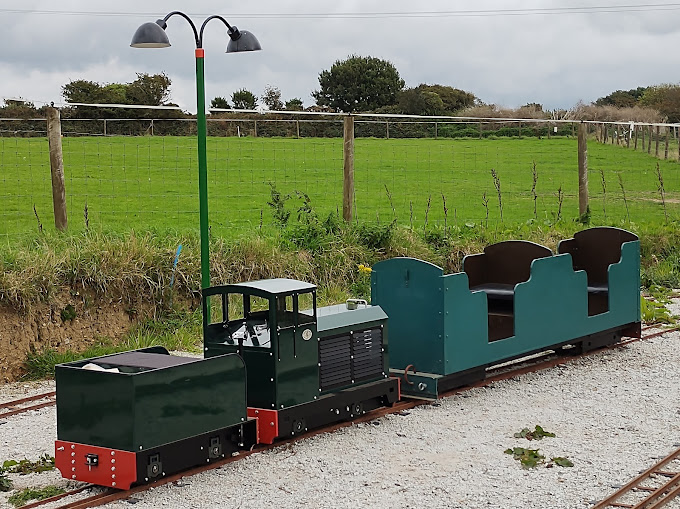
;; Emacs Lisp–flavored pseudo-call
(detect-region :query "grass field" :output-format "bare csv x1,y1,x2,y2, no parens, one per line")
1,135,678,239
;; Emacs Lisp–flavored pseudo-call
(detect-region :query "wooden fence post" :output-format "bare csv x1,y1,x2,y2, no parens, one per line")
634,125,638,150
648,126,653,154
578,123,589,217
655,126,660,157
343,115,355,222
665,128,670,159
46,107,68,231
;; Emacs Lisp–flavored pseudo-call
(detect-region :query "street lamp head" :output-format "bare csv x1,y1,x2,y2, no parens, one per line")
130,19,171,48
226,26,261,52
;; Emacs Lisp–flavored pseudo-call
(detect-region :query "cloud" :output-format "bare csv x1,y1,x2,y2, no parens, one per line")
2,0,680,111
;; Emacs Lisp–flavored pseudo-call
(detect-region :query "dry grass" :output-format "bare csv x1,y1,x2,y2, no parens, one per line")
1,221,678,312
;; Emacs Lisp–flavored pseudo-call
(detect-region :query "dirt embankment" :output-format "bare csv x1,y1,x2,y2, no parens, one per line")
0,292,149,383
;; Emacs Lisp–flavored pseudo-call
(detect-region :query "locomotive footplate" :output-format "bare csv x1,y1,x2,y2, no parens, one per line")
250,377,400,444
393,321,641,399
56,419,257,489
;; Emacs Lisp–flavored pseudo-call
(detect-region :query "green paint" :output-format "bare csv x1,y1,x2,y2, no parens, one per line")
195,54,210,289
56,347,247,451
372,228,641,398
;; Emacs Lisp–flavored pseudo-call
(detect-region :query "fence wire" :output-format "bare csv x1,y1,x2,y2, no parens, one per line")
0,115,678,240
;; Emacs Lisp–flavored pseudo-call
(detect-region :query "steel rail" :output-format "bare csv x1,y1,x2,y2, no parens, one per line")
592,447,680,508
0,392,56,418
28,325,677,509
2,326,676,508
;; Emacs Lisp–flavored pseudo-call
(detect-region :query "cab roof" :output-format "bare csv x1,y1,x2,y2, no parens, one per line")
226,278,316,296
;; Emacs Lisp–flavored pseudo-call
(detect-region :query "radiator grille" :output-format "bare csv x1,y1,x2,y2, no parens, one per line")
319,327,384,392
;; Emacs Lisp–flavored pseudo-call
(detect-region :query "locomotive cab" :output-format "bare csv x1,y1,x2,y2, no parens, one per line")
203,279,399,444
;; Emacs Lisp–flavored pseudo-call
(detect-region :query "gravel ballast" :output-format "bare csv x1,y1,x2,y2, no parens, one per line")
1,319,679,508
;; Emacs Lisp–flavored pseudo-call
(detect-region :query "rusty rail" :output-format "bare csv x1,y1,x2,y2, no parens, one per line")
0,391,56,418
593,447,680,508
9,325,679,509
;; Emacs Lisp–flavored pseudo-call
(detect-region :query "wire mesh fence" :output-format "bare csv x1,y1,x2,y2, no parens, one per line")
1,112,678,241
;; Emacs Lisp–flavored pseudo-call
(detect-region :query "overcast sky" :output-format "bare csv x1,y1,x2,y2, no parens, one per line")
1,1,680,113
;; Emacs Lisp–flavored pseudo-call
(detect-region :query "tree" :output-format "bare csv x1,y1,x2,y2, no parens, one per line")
397,88,446,116
394,84,477,116
595,87,647,108
261,85,284,111
62,80,103,104
640,84,680,122
414,84,476,113
210,97,231,110
285,98,304,111
232,88,257,110
61,74,174,118
312,55,405,112
0,99,44,118
126,73,171,106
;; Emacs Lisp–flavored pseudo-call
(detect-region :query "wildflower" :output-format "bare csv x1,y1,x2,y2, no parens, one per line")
358,264,372,274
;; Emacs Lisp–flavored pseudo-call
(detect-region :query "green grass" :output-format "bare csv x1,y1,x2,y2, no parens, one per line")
8,219,680,380
1,135,678,240
7,486,65,507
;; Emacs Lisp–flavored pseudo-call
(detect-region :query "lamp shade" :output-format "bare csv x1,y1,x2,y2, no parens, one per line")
130,20,171,48
226,28,261,52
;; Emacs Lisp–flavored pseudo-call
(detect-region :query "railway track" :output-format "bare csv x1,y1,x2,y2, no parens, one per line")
0,391,55,419
5,325,678,509
592,446,680,509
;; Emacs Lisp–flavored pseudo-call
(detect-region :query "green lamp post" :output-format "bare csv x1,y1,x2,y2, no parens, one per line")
131,12,261,289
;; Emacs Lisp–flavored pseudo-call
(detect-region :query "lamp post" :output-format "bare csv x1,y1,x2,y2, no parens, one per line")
131,12,261,289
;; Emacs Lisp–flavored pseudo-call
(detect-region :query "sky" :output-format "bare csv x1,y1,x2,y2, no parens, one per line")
1,1,680,113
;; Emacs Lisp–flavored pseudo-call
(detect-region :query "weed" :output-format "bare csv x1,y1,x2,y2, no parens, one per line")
423,195,432,233
8,486,66,507
655,162,668,223
2,455,55,475
491,168,503,221
482,192,490,228
385,185,396,220
640,296,676,325
352,221,397,250
513,425,556,441
504,447,545,469
441,193,449,235
618,174,630,223
32,205,42,234
556,186,564,222
531,161,538,220
294,191,315,224
349,264,373,299
60,304,76,322
600,169,607,222
0,474,12,492
267,182,291,227
551,457,574,467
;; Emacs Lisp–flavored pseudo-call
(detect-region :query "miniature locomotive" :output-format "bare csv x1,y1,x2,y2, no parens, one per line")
54,227,641,489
